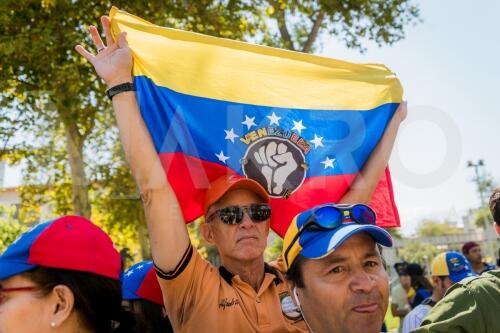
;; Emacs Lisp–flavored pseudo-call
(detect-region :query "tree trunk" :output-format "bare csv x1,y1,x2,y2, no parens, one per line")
137,206,152,259
64,121,91,218
302,10,325,53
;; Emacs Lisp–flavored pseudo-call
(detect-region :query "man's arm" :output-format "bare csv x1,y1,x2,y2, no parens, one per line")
340,101,407,204
391,302,410,318
75,16,189,271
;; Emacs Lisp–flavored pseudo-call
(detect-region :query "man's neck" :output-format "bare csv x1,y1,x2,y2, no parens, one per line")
221,256,266,292
472,261,484,274
431,291,442,304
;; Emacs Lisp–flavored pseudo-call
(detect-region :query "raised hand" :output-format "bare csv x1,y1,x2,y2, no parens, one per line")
75,16,132,87
253,142,297,195
395,101,408,123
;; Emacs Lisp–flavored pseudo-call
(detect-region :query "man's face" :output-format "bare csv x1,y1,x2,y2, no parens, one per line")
295,233,389,333
431,276,454,301
203,189,270,263
466,245,482,264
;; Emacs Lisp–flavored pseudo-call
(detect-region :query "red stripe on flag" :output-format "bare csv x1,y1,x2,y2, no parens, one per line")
159,152,400,237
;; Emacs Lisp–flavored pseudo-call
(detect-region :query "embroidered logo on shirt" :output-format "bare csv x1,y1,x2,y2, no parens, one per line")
279,292,302,320
219,297,240,310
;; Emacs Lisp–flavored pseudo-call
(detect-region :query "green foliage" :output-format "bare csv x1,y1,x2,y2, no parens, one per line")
472,206,493,228
398,240,438,266
387,227,403,239
265,232,283,262
0,205,28,253
0,0,420,259
261,0,421,52
417,219,463,237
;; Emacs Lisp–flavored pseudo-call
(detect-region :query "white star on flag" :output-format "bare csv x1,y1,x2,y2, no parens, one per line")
215,150,230,164
292,120,306,134
125,269,134,277
224,128,239,143
136,264,144,270
310,134,324,148
242,115,256,130
266,112,281,126
321,157,335,169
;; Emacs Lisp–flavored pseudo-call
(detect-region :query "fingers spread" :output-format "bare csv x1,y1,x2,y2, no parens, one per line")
74,45,94,63
117,32,129,49
101,16,114,46
89,25,105,50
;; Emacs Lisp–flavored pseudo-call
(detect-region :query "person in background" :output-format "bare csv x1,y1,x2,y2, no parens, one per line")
406,263,432,308
283,203,393,333
122,261,173,333
391,263,412,332
412,188,500,333
401,251,475,333
0,215,138,333
461,241,495,274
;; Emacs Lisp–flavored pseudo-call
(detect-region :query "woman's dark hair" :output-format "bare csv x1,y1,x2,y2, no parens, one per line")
409,274,433,292
129,299,174,333
23,267,138,333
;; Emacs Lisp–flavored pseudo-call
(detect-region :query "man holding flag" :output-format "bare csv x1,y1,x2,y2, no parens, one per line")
76,10,405,333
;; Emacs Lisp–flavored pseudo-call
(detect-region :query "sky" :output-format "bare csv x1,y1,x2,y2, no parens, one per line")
3,0,500,236
320,0,500,235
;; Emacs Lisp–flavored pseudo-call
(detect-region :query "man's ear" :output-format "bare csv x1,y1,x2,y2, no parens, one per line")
430,276,440,288
201,222,216,245
49,285,75,328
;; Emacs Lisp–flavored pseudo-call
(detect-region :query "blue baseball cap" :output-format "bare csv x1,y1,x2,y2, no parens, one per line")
122,261,164,305
431,251,476,283
282,203,393,270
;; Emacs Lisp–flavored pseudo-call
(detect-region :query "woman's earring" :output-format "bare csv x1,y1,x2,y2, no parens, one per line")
50,320,56,328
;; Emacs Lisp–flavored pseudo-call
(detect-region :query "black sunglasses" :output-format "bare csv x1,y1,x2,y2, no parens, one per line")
206,204,271,225
284,204,376,268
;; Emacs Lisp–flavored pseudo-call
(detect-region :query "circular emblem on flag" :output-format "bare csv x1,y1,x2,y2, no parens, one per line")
242,137,306,198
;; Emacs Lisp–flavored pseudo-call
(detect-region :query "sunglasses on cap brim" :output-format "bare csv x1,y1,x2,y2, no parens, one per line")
284,203,377,268
206,204,271,225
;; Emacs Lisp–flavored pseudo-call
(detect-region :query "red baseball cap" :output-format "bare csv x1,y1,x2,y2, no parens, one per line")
0,215,121,280
122,261,164,305
203,175,269,214
462,241,480,255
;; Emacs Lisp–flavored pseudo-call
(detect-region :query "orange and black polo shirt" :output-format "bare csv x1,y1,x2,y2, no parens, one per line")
155,244,307,333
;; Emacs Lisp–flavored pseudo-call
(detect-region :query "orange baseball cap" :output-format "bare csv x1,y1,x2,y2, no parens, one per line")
203,175,269,214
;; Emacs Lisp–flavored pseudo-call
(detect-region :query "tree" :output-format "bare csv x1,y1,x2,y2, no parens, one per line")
0,205,28,253
261,0,420,53
1,0,420,258
472,206,493,229
387,227,403,239
0,0,266,256
265,233,284,262
417,219,463,238
398,240,438,267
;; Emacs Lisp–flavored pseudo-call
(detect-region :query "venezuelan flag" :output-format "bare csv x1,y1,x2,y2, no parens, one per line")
109,7,402,237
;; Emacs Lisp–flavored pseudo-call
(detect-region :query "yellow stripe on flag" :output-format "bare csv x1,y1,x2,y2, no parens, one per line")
109,7,403,111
